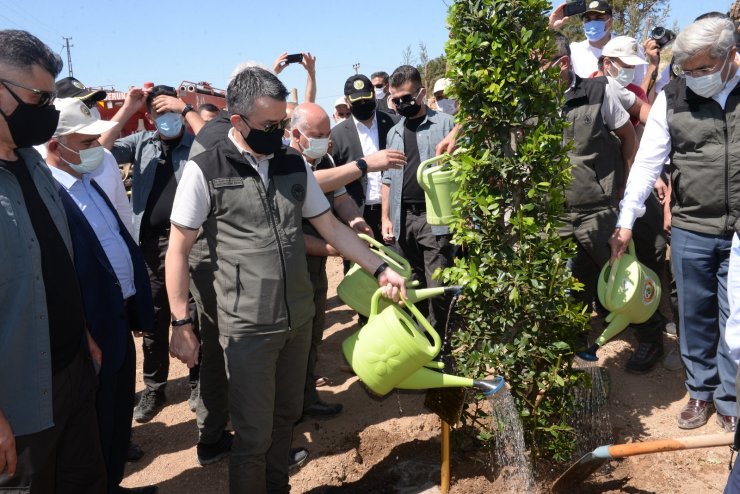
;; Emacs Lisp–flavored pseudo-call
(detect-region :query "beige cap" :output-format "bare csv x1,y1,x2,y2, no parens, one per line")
602,36,647,66
53,98,117,137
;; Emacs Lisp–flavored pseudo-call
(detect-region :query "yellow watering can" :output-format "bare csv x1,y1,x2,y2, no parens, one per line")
578,240,661,361
337,234,462,316
417,154,458,226
342,288,505,396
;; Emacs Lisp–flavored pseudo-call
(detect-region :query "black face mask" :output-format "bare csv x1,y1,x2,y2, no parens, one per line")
350,100,376,121
396,100,421,118
240,118,284,156
0,88,59,149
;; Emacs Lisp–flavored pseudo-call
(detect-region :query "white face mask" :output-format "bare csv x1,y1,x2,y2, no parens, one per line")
58,141,105,174
374,87,385,99
608,63,635,87
685,53,731,98
299,131,330,160
436,99,458,114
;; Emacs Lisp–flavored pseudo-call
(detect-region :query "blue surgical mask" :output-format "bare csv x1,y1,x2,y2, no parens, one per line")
155,113,183,138
685,53,731,98
58,141,105,174
583,20,607,42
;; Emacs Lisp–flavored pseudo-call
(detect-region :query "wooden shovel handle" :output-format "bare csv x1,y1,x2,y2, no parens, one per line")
608,432,734,458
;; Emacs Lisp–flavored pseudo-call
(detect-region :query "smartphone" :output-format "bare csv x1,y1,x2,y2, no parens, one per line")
563,0,587,17
286,53,303,64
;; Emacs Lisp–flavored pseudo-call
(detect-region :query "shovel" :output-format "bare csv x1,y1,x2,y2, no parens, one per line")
551,432,734,493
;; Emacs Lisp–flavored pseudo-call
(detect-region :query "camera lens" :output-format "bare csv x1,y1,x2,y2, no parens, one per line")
651,27,665,39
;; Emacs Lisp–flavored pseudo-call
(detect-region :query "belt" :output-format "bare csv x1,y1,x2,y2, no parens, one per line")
403,203,426,215
365,204,382,211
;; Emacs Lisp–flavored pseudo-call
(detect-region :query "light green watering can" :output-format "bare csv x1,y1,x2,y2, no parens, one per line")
342,288,505,396
417,154,458,226
337,234,461,317
578,240,661,361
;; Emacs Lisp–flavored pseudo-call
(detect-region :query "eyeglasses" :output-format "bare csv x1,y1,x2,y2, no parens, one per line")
373,84,385,89
0,79,56,107
391,88,422,106
240,115,290,133
675,54,729,78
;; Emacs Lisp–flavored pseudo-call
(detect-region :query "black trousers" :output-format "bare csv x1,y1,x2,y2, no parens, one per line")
140,232,200,391
0,349,106,494
97,333,136,493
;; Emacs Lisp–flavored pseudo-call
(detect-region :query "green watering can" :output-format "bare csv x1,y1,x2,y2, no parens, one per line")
417,154,458,226
578,240,661,361
342,289,505,397
337,234,461,317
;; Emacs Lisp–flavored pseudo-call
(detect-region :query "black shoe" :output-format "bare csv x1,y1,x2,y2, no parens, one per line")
303,400,343,419
289,447,309,471
625,341,664,374
113,486,158,494
133,389,167,423
188,383,200,413
197,430,234,466
125,442,144,462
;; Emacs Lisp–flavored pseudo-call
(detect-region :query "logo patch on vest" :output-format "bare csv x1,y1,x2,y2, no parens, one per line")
583,114,592,125
291,183,306,202
212,177,244,188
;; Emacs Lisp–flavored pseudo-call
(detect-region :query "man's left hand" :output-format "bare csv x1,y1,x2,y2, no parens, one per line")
300,52,316,76
378,268,407,302
152,95,185,115
349,218,373,237
170,325,200,368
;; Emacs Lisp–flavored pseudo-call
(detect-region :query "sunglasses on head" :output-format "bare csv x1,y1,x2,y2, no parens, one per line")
0,79,56,107
391,88,422,107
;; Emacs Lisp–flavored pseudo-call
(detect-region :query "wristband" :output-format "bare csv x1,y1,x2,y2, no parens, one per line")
181,104,194,117
373,262,389,279
171,317,194,327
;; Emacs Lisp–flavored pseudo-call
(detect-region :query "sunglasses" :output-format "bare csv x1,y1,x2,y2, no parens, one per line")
373,83,385,89
391,88,422,107
241,115,290,133
0,79,56,107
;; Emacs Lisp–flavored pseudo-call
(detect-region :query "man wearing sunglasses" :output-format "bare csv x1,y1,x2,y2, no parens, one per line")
381,65,456,333
612,16,740,433
100,85,206,424
371,71,393,114
165,65,407,494
0,29,106,493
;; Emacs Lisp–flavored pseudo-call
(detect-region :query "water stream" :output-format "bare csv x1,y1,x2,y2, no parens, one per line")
571,358,612,457
487,388,536,492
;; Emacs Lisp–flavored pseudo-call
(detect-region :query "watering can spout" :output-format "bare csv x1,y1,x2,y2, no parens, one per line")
472,376,506,396
576,343,600,362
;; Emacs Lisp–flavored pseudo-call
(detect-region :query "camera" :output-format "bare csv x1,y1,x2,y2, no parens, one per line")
650,26,676,48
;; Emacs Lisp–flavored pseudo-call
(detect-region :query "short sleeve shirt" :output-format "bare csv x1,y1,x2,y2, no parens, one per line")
171,129,329,230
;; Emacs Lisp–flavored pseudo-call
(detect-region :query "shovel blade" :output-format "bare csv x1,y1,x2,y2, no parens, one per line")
550,451,608,493
425,386,466,425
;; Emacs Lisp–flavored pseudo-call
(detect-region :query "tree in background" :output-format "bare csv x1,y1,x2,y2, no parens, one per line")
400,43,447,92
443,0,590,461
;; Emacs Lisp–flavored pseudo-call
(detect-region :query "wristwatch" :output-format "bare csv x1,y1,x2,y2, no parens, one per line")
181,104,194,117
356,158,368,176
171,317,194,327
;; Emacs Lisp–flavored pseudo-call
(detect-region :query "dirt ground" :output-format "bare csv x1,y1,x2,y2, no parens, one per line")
122,256,733,493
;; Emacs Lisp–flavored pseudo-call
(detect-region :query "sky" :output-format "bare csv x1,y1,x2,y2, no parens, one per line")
0,0,736,117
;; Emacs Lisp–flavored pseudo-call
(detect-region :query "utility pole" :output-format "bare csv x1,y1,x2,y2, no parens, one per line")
352,63,360,75
63,37,73,78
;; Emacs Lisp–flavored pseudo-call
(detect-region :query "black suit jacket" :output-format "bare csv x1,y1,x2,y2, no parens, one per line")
330,110,399,207
58,180,154,375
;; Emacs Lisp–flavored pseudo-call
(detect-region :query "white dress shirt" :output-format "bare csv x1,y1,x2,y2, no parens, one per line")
353,114,382,205
48,165,136,299
617,66,740,229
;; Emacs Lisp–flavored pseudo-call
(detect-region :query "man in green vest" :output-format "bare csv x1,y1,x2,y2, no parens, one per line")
164,66,406,494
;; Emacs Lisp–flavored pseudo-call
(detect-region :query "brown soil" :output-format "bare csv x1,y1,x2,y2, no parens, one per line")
122,256,732,493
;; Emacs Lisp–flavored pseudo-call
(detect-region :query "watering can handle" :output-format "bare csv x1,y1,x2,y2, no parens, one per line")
605,240,636,304
357,233,411,276
369,288,442,356
416,154,450,193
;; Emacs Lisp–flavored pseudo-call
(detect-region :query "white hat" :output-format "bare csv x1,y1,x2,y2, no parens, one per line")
334,96,349,108
433,78,451,94
53,97,117,138
602,36,647,66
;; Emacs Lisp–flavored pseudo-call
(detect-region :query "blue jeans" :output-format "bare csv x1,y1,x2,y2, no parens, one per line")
671,226,736,416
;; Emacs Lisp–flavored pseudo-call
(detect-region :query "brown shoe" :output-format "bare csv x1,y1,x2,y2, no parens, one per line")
677,399,714,429
716,413,738,433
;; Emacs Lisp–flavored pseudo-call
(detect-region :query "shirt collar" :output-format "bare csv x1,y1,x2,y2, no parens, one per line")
227,128,273,163
352,113,377,131
47,164,82,191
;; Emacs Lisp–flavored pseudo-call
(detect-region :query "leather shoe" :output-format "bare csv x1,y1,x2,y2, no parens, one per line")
302,400,343,419
677,398,714,429
126,442,144,462
289,447,309,471
625,341,663,374
716,413,738,433
113,486,158,494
